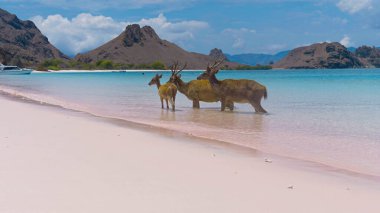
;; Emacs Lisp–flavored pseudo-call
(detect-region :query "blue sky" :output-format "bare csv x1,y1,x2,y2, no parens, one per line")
1,0,379,56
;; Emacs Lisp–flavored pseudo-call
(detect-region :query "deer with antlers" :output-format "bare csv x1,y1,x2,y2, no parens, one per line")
197,59,268,113
148,70,178,111
169,61,234,110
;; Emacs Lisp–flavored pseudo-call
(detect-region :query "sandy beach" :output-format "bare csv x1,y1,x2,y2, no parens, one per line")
0,95,379,213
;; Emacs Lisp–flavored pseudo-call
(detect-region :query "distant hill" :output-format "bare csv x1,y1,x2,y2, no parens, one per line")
273,42,365,69
355,46,380,68
225,51,289,66
75,24,240,69
0,8,69,66
3,8,380,70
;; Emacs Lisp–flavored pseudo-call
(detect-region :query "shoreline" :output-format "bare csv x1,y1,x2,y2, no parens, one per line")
32,69,205,73
0,85,380,182
1,87,380,212
30,68,380,73
0,86,380,183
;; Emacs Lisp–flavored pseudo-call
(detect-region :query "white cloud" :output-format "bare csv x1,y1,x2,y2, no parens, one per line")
136,13,208,42
31,14,126,55
266,44,287,52
339,35,351,46
337,0,373,14
31,13,208,55
223,28,256,34
232,38,245,48
222,27,256,49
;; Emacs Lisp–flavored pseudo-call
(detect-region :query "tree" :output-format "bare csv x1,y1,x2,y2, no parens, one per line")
151,61,166,70
96,60,114,69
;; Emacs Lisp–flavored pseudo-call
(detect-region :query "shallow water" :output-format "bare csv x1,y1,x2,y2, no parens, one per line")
1,69,380,176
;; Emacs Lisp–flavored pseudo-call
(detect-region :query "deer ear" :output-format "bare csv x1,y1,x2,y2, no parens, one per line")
158,74,163,78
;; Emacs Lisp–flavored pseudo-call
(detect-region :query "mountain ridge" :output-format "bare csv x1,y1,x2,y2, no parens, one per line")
355,45,380,68
2,8,380,70
75,24,240,69
0,8,69,66
273,42,368,69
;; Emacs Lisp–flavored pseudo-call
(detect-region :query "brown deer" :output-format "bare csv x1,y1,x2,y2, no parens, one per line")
148,73,177,111
169,62,234,110
197,60,268,113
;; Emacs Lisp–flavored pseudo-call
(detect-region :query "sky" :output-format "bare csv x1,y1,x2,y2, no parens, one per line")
1,0,379,56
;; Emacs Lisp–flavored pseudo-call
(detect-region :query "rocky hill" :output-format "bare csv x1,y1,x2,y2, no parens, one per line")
209,48,227,61
273,42,365,69
75,24,240,69
0,8,69,66
355,46,380,68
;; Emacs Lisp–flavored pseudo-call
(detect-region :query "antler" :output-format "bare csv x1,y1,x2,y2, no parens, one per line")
170,61,179,75
178,62,187,74
210,58,225,69
204,56,225,75
170,61,187,75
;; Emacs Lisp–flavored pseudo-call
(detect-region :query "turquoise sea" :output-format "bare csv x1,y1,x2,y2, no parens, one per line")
1,69,380,176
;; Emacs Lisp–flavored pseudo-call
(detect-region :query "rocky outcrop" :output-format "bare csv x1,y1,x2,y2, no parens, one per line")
273,42,365,69
209,48,227,61
122,24,160,47
0,8,69,66
75,24,240,69
355,46,380,68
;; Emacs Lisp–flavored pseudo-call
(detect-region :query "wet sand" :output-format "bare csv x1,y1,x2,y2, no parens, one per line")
1,96,380,213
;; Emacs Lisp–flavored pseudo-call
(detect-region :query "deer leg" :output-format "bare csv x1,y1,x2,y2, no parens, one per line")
169,97,175,111
193,99,200,108
227,100,234,111
172,98,175,111
160,98,164,109
220,98,226,111
165,99,169,109
250,101,267,113
172,94,176,111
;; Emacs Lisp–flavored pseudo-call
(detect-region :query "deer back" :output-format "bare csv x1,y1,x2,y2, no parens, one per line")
186,79,220,102
158,82,177,98
218,79,267,102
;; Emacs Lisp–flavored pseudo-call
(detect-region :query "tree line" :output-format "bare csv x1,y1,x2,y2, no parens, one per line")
36,59,272,71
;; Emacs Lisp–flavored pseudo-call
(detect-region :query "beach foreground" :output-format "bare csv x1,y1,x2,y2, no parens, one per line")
0,96,380,213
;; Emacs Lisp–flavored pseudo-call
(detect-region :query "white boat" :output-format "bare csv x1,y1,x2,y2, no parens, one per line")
0,63,33,75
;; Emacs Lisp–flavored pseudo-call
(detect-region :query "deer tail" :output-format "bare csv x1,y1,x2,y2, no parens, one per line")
170,86,177,103
263,87,268,100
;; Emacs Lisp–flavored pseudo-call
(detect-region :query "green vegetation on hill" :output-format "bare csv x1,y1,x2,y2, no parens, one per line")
36,60,168,71
151,61,166,70
36,59,271,71
36,59,64,71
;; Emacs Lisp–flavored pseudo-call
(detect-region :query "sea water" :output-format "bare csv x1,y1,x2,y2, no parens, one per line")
1,69,380,176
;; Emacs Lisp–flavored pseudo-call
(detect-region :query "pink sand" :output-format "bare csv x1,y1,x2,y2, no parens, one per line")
0,96,379,213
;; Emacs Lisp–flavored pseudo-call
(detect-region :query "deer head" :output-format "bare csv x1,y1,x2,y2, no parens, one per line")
197,59,224,80
148,74,163,86
169,61,187,84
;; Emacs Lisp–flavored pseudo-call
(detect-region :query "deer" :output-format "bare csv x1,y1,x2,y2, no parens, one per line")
197,60,268,113
169,61,234,110
148,73,177,111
